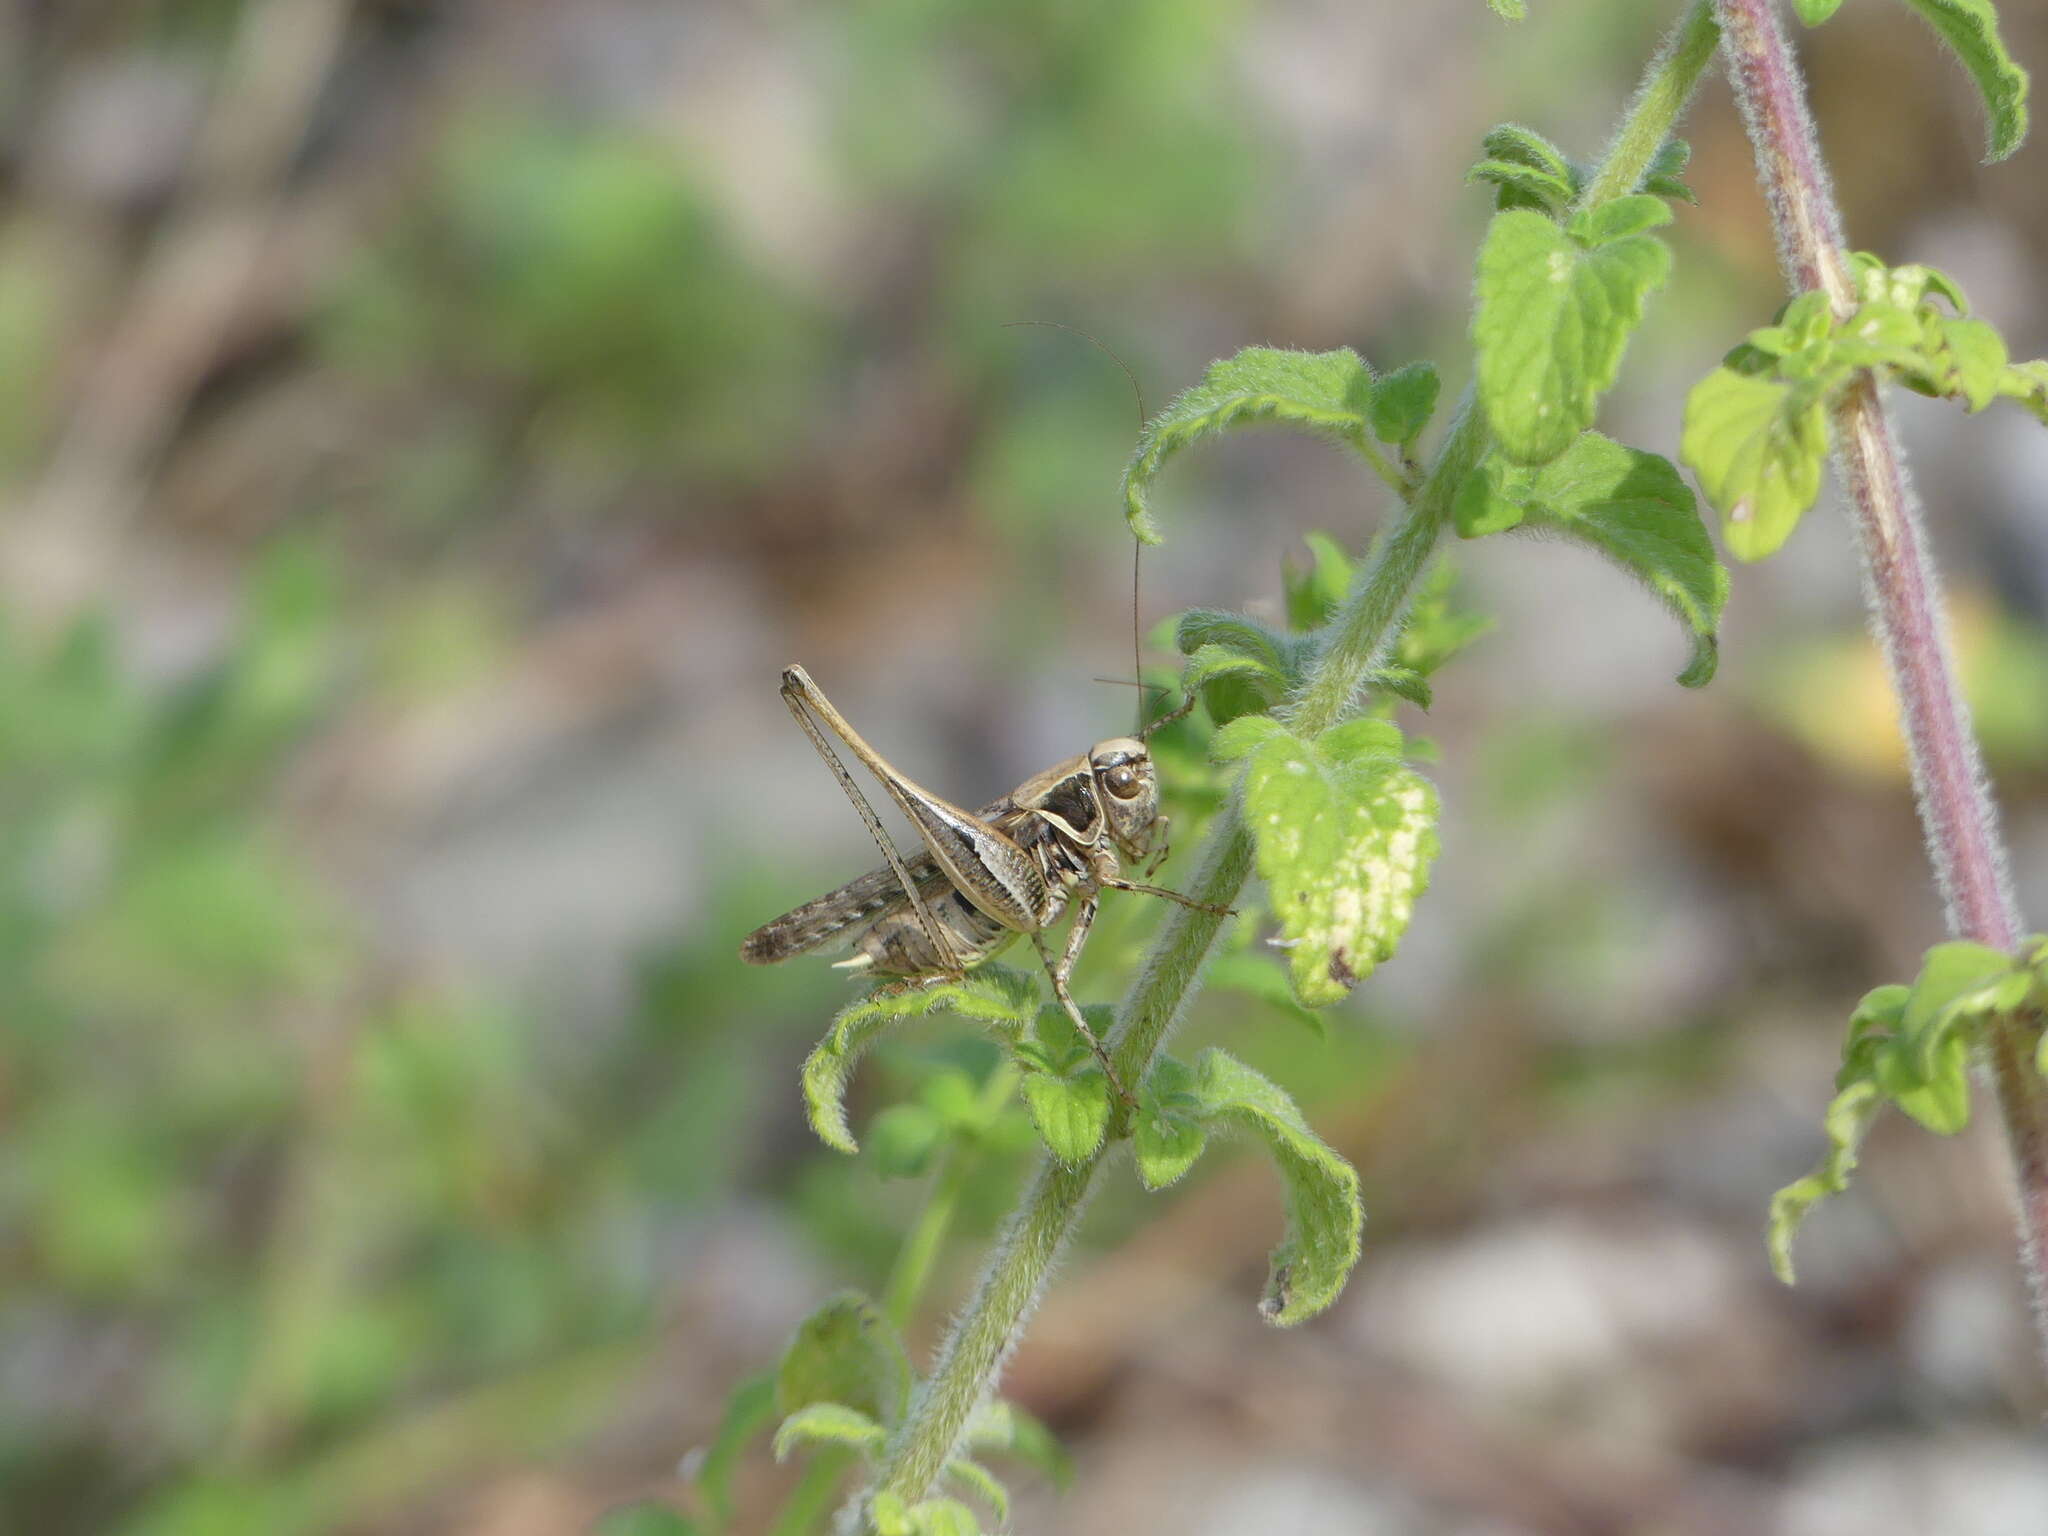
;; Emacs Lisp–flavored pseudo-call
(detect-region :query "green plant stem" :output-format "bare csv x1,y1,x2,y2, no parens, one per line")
1714,0,2048,1368
861,10,1722,1518
774,1067,1020,1536
882,1063,1020,1330
1583,1,1722,208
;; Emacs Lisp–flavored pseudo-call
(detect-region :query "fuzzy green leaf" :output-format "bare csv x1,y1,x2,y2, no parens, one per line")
1474,207,1673,464
1480,123,1574,181
1134,1055,1210,1188
1452,456,1525,538
1206,950,1325,1033
1017,1005,1114,1163
691,1371,776,1523
801,968,1039,1154
1186,1048,1363,1323
1181,643,1289,700
1468,158,1575,215
1796,0,1845,22
772,1402,886,1462
1124,348,1375,543
1176,610,1289,671
905,1499,981,1536
1568,193,1675,247
1642,138,1698,205
1238,719,1437,1007
1368,362,1442,446
1282,533,1356,631
1999,359,2048,424
945,1459,1009,1525
777,1292,914,1426
1898,0,2030,162
1210,713,1290,763
1768,1078,1884,1283
1508,434,1729,686
868,1103,946,1179
1681,367,1830,561
1941,316,2009,409
1903,940,2018,1034
1489,0,1528,19
1021,1070,1112,1164
964,1400,1073,1489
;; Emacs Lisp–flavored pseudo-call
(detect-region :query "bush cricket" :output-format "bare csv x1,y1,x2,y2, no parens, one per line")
740,664,1223,1101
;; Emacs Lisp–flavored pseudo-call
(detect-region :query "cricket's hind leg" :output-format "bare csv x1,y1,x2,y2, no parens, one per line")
1031,896,1134,1107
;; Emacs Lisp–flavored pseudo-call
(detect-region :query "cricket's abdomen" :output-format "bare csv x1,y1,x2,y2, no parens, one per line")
847,886,1019,977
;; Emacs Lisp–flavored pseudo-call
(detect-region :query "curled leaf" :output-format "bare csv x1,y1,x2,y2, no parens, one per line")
1185,1048,1363,1323
1123,348,1375,543
800,968,1039,1154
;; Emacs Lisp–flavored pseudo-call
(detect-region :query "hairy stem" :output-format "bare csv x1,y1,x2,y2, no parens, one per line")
1583,1,1723,208
1714,0,2048,1358
861,7,1723,1518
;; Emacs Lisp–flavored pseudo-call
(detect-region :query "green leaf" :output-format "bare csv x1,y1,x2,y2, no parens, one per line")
869,1103,946,1179
1282,533,1355,632
801,968,1039,1153
1185,1048,1363,1323
1898,0,2030,162
1211,712,1290,763
1176,610,1289,670
1238,720,1437,1008
1367,667,1433,709
1395,561,1494,679
1367,362,1442,446
1134,1055,1210,1188
964,1400,1073,1489
1941,316,2008,409
1885,1029,1973,1134
1796,0,1845,23
772,1402,886,1461
1508,433,1729,687
1124,347,1376,543
1642,138,1697,205
1680,367,1831,561
1567,193,1674,246
870,1491,914,1536
1903,939,2017,1034
1017,1004,1114,1162
1489,0,1528,19
1479,123,1574,182
905,1498,982,1536
777,1292,914,1427
1021,1069,1112,1164
1474,207,1673,464
1452,455,1525,538
691,1371,776,1524
1181,643,1289,701
945,1458,1010,1525
1768,1078,1883,1284
1468,158,1575,215
1998,358,2048,425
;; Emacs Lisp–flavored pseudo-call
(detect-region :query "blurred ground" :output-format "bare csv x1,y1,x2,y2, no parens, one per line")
3,2,2048,1533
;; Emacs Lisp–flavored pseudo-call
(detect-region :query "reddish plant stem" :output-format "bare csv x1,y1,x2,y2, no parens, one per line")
1715,0,2048,1353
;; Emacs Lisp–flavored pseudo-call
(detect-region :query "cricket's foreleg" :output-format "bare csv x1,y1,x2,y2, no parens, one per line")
1101,875,1235,919
1031,896,1133,1107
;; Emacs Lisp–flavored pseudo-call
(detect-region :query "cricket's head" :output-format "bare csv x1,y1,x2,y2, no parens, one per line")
1088,737,1162,861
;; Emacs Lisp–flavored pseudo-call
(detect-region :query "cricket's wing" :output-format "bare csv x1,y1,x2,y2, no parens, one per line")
739,796,1024,965
740,854,946,964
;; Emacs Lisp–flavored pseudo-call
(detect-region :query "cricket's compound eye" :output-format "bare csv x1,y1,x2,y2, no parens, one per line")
1104,764,1142,798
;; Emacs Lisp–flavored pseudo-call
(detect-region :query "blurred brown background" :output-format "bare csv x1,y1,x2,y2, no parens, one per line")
4,2,2048,1533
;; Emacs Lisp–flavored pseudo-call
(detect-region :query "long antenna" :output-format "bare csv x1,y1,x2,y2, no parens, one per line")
999,319,1151,736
